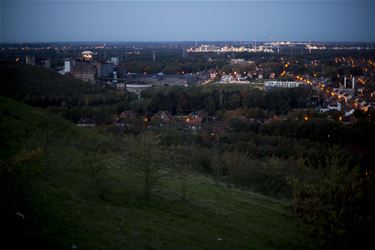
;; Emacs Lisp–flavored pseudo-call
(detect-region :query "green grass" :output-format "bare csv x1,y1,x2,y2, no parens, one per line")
0,96,313,250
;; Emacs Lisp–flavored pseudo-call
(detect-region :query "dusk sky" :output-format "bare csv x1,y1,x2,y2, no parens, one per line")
1,0,374,43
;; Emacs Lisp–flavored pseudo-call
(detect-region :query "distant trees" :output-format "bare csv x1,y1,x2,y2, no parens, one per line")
141,85,312,116
120,48,227,74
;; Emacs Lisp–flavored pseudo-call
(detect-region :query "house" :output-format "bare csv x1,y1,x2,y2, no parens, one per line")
183,111,206,130
151,111,172,126
115,118,126,127
115,111,142,126
119,111,140,120
264,115,287,124
77,118,96,128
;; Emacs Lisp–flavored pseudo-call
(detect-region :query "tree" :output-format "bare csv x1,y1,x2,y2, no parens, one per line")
292,151,375,249
210,147,227,185
82,145,110,200
204,96,216,115
128,132,169,199
171,145,192,201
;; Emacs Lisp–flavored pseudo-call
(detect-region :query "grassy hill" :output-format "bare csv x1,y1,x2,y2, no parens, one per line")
0,96,313,250
0,62,96,102
0,63,134,123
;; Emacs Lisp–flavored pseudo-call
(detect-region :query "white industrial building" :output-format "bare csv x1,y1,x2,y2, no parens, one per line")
64,60,71,73
265,81,303,88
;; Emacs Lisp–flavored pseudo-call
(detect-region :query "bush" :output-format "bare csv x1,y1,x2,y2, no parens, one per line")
292,160,375,249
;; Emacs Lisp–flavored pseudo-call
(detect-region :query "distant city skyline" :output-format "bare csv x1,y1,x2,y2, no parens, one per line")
1,0,374,43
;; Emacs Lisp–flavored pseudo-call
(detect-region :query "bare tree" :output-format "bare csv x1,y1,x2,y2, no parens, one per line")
82,145,110,199
172,145,191,201
129,132,169,199
210,147,227,186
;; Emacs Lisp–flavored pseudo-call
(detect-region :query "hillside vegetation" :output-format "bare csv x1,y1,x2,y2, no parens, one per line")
2,64,374,249
0,96,312,250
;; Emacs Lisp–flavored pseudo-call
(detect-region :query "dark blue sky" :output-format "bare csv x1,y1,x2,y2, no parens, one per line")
1,1,374,42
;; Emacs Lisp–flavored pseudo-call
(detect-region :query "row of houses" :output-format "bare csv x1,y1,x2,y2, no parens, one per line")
113,110,207,130
78,110,298,129
76,110,207,129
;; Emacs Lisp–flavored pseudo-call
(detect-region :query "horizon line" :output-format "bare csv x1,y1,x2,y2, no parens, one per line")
2,40,375,44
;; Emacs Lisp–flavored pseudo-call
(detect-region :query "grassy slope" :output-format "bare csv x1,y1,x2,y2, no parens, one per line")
0,63,93,100
0,96,312,250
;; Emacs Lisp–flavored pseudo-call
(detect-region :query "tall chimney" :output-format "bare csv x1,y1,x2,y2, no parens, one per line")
112,69,118,85
352,77,355,89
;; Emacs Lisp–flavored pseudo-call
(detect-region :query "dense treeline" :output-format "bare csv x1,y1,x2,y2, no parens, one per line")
139,85,312,115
